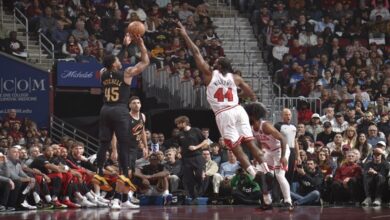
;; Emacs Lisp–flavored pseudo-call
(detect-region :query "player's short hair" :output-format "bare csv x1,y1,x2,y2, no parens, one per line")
244,102,267,122
103,55,117,69
174,116,190,125
217,57,233,74
129,96,140,104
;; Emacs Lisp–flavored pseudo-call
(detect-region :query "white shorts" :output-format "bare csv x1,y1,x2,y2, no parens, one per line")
263,146,290,171
215,105,254,149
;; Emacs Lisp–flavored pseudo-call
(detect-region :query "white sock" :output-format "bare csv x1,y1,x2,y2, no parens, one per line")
75,192,84,200
64,196,70,201
128,191,134,199
85,192,95,201
163,190,169,195
275,169,292,204
246,165,256,177
33,192,41,204
263,193,272,205
45,195,52,203
52,196,58,201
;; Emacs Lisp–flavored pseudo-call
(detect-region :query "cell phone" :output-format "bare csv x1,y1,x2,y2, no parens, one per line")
296,164,303,169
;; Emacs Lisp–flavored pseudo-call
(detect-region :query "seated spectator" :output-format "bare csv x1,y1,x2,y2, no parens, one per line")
330,150,363,204
291,158,322,206
306,113,323,141
137,153,170,196
367,125,386,146
0,152,15,211
72,20,89,44
85,7,103,38
6,146,37,210
39,6,57,34
369,1,390,21
3,31,27,59
126,3,147,22
332,112,349,133
201,149,219,198
54,6,72,30
76,46,98,63
9,121,24,145
61,35,83,58
361,147,390,206
343,126,358,148
210,143,221,165
164,148,182,192
316,121,336,146
178,2,194,22
212,151,240,198
51,22,69,50
82,34,104,61
230,168,261,205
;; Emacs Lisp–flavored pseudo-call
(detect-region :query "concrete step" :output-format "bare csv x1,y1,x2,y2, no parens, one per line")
216,25,252,30
212,17,249,23
218,29,253,36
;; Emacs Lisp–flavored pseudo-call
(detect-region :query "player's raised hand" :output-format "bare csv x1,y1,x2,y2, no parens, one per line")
176,21,187,36
123,33,132,46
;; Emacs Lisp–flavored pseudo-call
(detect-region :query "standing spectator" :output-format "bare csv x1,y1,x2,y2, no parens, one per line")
174,116,208,203
361,147,390,206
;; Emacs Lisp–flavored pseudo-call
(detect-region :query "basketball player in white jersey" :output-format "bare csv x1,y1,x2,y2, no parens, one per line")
177,21,266,178
245,102,294,211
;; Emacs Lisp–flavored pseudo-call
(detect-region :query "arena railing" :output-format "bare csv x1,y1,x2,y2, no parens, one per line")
0,1,3,29
13,7,29,52
271,97,322,124
50,115,100,156
38,31,54,65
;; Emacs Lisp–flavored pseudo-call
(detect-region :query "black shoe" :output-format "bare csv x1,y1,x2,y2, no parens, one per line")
258,203,273,211
6,207,15,212
282,202,294,211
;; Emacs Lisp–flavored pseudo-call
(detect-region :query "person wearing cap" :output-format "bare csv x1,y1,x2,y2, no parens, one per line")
367,125,386,147
332,112,349,133
136,152,170,197
306,113,324,141
316,121,336,146
361,147,390,206
377,112,390,138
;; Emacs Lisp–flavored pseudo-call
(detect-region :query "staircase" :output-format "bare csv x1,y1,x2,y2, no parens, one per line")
0,7,54,71
206,0,274,109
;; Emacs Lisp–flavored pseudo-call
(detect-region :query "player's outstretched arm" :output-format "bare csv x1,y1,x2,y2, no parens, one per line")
233,75,257,101
124,34,150,78
176,22,212,77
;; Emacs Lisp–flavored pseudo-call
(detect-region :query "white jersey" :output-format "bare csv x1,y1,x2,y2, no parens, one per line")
253,120,281,152
207,70,239,113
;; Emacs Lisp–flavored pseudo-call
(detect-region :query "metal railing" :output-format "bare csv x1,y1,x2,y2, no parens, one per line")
38,32,55,65
271,97,322,124
0,1,3,28
13,7,29,52
215,0,233,17
50,115,100,156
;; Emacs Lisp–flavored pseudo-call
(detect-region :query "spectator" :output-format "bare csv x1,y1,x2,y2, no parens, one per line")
343,126,358,148
39,6,57,34
291,158,322,206
178,2,193,22
230,168,261,205
54,6,72,30
330,150,363,204
0,152,16,211
320,107,336,125
61,34,83,58
126,3,147,22
82,34,103,61
137,153,170,196
201,149,219,198
210,143,221,165
51,22,69,49
369,0,390,21
306,113,323,141
212,151,240,198
361,147,390,206
332,112,349,133
316,121,336,146
76,46,98,63
367,125,386,146
3,31,27,59
71,20,89,44
164,148,182,192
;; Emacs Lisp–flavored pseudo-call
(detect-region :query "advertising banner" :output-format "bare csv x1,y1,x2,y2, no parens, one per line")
57,61,138,88
0,54,50,127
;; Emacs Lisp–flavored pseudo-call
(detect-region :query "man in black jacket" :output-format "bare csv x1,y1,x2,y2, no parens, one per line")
290,158,323,206
361,148,390,206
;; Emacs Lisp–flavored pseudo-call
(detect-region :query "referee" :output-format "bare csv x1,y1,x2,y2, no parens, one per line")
174,116,208,203
274,108,301,183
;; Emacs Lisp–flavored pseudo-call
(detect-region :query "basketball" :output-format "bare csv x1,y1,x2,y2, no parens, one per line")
127,21,145,37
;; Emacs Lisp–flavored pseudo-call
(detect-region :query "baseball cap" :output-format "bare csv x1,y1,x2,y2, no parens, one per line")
316,81,323,86
373,147,385,155
323,121,332,127
311,113,320,119
377,141,386,147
